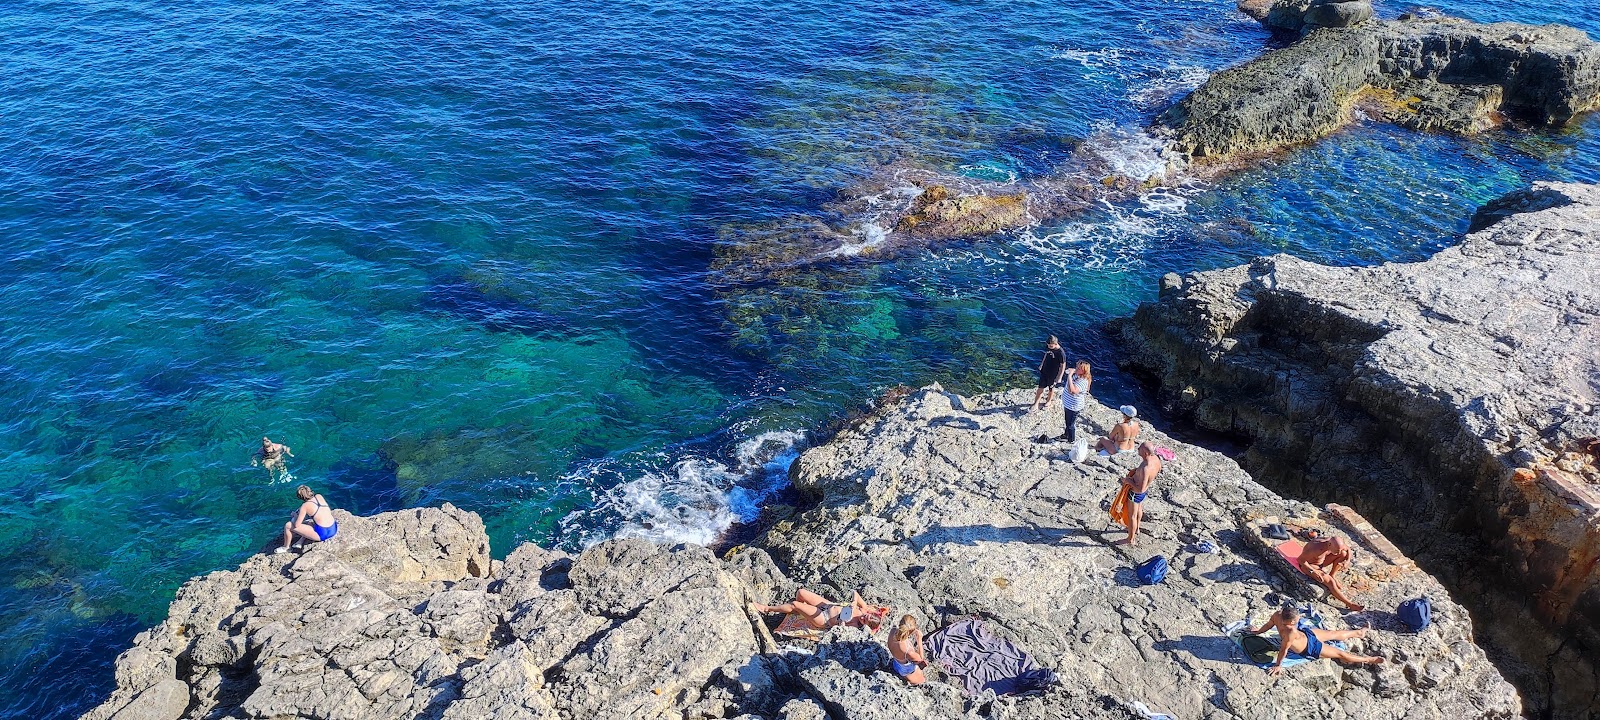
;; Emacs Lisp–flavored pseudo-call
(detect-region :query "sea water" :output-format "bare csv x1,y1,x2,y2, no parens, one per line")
1,0,1596,716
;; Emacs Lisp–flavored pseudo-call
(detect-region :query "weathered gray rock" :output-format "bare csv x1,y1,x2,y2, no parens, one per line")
1118,181,1600,717
757,386,1521,718
1160,14,1600,163
78,506,761,720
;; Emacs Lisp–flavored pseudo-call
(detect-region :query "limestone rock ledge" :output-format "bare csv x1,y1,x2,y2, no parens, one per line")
83,391,1521,720
1118,181,1600,716
1156,7,1600,165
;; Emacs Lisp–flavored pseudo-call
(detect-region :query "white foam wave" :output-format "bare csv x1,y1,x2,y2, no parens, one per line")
1083,123,1171,184
826,222,891,258
1126,65,1211,110
567,430,806,548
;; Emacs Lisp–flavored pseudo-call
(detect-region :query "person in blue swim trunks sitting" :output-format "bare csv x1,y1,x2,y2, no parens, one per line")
887,614,928,684
276,484,338,554
1247,602,1383,676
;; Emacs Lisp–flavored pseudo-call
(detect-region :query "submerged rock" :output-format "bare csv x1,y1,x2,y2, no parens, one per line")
1118,182,1600,717
1159,11,1600,164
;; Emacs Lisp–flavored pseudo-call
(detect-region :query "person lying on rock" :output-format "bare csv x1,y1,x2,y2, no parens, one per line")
751,588,888,631
1118,442,1162,546
888,614,929,684
1247,602,1382,676
1095,405,1141,456
276,484,338,554
1299,532,1364,612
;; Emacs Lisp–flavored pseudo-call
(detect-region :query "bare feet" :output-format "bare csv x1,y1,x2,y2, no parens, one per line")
1344,602,1366,612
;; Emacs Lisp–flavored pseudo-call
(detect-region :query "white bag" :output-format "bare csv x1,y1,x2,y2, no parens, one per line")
1070,437,1090,463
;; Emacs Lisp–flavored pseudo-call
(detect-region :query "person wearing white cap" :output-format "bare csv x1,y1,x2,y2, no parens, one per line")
1095,405,1141,456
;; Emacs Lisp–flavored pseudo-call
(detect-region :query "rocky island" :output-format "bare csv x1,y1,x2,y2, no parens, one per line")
1158,0,1600,166
1119,182,1600,716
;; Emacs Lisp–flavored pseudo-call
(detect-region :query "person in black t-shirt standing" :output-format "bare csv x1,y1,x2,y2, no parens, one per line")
1029,336,1067,411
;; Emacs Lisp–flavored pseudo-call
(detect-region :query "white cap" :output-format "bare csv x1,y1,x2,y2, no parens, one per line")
1119,405,1137,418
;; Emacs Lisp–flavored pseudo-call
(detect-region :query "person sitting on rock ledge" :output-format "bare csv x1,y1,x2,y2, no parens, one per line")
1300,531,1364,612
751,588,888,631
1117,442,1162,546
1247,602,1383,676
276,484,338,554
1095,405,1141,455
888,614,929,684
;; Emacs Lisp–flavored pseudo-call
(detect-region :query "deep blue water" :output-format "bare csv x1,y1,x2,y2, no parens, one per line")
1,1,1597,716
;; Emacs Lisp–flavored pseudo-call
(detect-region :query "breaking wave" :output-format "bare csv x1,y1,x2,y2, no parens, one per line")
564,430,807,547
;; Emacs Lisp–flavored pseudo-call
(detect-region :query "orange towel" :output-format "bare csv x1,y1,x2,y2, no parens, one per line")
1275,539,1306,573
773,612,825,641
1108,485,1132,528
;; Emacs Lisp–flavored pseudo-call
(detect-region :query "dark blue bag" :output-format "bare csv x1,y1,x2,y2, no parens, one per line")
1398,597,1432,632
1136,555,1169,585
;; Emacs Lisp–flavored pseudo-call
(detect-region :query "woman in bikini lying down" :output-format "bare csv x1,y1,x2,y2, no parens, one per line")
752,588,889,631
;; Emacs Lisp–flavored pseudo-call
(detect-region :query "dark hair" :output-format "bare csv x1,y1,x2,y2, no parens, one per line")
1279,601,1301,622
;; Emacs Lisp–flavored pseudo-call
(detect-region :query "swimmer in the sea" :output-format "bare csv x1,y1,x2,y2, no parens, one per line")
252,436,294,480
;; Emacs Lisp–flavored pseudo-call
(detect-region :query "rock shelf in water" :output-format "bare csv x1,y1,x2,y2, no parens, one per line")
1157,3,1600,165
83,389,1520,720
1118,182,1600,716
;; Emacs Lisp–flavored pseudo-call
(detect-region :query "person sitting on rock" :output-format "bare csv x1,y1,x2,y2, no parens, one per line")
276,484,338,554
1299,532,1364,612
752,588,888,631
887,614,929,684
1118,442,1162,546
1095,405,1141,455
1247,602,1383,676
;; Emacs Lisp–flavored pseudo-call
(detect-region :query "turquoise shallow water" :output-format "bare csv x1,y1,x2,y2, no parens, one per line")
1,1,1597,716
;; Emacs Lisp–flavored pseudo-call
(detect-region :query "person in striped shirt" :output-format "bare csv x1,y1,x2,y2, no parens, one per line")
1058,361,1091,442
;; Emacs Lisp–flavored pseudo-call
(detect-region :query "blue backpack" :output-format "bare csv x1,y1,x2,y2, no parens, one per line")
1398,597,1432,632
1137,555,1170,585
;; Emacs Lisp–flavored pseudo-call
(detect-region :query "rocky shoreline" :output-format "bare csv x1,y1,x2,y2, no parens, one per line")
1118,182,1600,717
83,386,1522,720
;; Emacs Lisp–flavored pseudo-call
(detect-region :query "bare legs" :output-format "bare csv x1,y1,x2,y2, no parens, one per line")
752,588,836,629
280,521,320,551
1304,564,1365,612
1124,500,1142,547
1028,386,1055,411
1312,628,1384,665
1095,436,1120,455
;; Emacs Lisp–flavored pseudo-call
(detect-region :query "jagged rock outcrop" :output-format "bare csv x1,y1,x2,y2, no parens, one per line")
81,388,1526,720
1238,0,1374,37
79,505,760,720
1158,9,1600,164
1118,181,1600,717
756,387,1519,719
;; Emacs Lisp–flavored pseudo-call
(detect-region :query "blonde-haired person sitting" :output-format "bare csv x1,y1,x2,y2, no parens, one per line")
276,485,338,554
1096,405,1141,456
888,614,929,684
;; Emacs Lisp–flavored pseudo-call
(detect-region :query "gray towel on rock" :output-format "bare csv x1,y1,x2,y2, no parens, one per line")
925,618,1058,697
